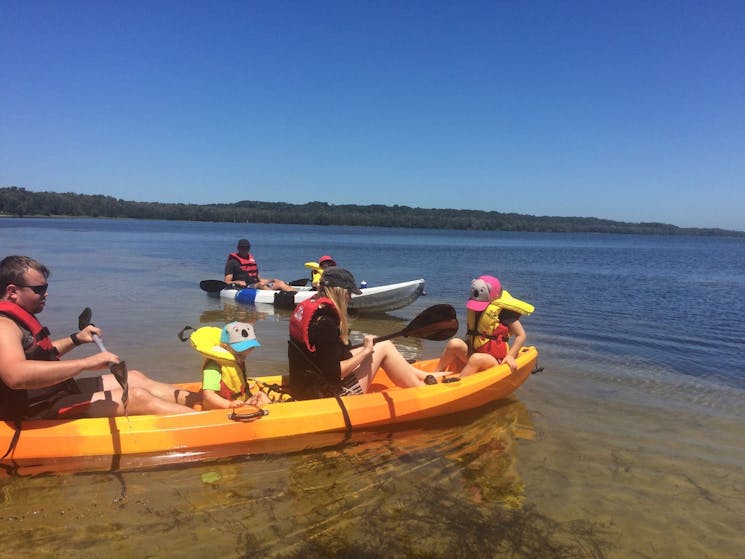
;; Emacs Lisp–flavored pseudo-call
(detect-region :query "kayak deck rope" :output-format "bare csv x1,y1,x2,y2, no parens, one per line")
247,379,295,403
246,378,352,435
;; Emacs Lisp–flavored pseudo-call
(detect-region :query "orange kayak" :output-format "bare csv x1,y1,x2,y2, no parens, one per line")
0,346,538,466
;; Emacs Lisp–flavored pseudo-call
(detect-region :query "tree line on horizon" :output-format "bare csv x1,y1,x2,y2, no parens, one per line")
1,186,741,236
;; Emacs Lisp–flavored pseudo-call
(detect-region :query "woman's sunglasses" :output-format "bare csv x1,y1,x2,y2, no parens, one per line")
15,283,49,295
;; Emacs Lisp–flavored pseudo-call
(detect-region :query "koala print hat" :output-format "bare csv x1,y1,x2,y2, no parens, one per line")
466,275,502,311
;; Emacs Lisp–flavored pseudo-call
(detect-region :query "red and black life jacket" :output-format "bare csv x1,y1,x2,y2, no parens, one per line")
289,297,339,352
228,252,259,284
0,301,59,361
288,297,342,400
0,301,61,423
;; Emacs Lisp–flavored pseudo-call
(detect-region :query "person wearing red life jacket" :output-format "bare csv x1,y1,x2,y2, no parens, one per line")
224,238,295,292
0,255,195,421
288,267,437,400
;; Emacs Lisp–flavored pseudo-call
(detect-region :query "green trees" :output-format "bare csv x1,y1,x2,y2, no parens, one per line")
0,186,740,236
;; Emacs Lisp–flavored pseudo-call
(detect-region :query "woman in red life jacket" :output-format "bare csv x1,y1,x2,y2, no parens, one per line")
224,238,295,292
288,267,436,400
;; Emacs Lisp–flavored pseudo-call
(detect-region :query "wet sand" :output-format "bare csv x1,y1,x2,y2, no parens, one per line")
518,359,745,559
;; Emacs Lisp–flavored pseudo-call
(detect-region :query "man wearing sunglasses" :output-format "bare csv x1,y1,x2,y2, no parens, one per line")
0,255,195,421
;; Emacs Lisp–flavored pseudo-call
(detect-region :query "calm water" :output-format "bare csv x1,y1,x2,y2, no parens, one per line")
1,218,744,558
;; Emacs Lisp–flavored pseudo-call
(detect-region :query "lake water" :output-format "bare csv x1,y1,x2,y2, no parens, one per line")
1,218,743,558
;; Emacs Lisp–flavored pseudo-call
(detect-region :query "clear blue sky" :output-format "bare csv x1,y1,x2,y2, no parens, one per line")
1,1,743,231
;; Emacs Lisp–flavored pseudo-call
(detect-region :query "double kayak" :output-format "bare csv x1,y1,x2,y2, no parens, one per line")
221,278,426,313
0,346,538,466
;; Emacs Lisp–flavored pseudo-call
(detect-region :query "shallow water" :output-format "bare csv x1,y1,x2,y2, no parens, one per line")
1,218,743,558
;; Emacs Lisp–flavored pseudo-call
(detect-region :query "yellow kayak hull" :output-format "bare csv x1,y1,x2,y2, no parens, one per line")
0,346,538,464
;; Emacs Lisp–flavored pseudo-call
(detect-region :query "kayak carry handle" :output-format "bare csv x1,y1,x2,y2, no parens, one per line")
229,408,269,422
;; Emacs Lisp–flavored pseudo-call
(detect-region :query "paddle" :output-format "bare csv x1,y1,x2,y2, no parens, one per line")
78,307,129,415
349,304,459,349
200,278,311,292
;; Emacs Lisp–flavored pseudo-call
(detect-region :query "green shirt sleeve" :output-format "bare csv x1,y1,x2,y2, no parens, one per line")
202,360,222,392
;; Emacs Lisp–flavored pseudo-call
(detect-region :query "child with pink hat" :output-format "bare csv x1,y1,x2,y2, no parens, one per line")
437,275,532,376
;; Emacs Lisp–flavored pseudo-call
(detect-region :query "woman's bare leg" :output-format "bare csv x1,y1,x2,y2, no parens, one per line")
351,340,425,391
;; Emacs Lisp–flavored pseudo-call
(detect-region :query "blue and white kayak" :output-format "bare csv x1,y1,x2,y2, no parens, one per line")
221,279,426,313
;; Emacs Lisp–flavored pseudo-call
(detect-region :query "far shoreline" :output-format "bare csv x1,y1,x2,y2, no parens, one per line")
2,187,744,236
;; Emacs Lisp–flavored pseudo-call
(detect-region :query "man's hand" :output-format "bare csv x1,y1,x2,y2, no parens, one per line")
84,351,120,371
76,324,103,344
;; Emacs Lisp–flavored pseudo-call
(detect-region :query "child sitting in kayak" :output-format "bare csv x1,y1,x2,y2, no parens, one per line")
306,254,337,288
437,275,533,376
198,321,271,410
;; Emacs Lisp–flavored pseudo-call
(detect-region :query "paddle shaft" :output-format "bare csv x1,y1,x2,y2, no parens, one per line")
349,331,404,350
200,278,308,292
78,308,129,413
91,333,107,353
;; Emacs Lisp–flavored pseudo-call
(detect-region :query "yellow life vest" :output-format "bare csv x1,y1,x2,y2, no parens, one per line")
189,326,246,399
466,290,534,354
304,261,322,285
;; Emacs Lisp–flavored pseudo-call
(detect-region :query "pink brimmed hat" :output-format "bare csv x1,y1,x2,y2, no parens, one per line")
318,255,336,265
466,275,502,311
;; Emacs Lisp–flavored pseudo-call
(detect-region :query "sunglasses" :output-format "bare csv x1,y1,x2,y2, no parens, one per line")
16,283,49,295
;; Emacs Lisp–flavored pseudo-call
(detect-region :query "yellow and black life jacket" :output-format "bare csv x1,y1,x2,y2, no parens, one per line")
465,290,534,359
189,326,246,401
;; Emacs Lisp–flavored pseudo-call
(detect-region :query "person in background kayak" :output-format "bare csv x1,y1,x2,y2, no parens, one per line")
309,254,336,288
288,267,436,400
224,238,295,292
0,255,196,421
199,321,270,410
437,275,531,376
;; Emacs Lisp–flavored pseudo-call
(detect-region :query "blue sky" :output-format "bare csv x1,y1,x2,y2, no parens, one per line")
1,1,743,231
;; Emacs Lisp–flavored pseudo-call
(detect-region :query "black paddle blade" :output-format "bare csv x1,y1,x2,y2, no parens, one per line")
111,361,128,391
401,304,459,341
78,307,93,330
200,279,228,293
111,361,128,411
350,304,459,349
289,277,311,287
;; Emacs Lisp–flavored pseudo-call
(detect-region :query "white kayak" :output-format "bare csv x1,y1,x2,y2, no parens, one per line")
220,279,426,313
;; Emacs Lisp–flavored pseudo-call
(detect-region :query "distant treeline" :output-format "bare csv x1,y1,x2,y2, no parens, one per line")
1,186,742,236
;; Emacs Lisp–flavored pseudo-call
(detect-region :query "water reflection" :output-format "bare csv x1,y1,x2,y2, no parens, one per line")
198,306,269,325
0,399,615,558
